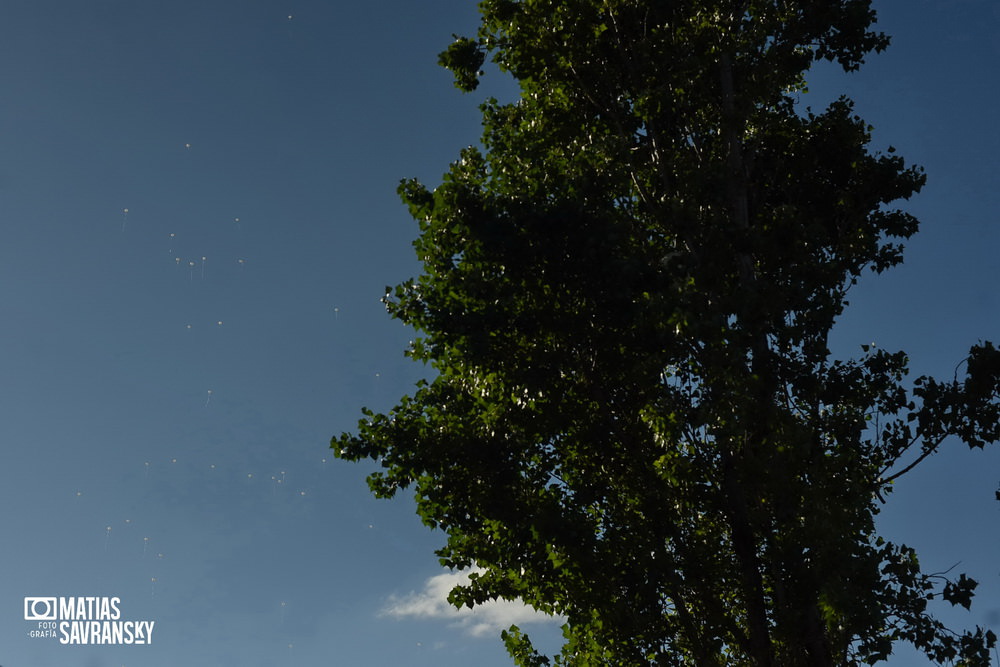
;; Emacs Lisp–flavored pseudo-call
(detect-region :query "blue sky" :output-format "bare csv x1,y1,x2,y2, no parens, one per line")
0,1,997,665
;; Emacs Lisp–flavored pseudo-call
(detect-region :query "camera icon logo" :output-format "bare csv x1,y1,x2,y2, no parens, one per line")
24,597,57,621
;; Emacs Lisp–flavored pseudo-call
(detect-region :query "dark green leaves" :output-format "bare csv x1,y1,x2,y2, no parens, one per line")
438,36,485,92
334,1,999,664
942,573,977,611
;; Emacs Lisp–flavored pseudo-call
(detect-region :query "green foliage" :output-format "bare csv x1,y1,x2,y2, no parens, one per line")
438,36,485,92
334,1,1000,664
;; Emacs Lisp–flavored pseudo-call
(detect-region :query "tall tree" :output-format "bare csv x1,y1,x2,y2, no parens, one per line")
333,1,1000,664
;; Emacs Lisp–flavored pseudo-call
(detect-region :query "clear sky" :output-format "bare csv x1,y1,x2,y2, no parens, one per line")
0,1,996,665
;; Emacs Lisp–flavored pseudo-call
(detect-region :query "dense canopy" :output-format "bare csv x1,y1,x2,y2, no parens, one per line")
335,1,1000,664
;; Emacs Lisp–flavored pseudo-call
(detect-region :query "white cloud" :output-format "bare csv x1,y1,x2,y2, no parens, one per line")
380,568,564,637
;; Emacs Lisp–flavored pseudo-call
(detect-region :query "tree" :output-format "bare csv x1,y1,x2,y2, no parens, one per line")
333,1,1000,664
